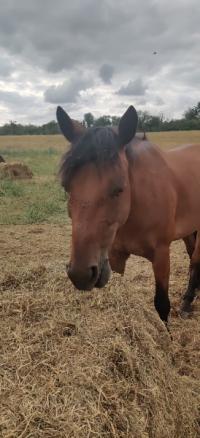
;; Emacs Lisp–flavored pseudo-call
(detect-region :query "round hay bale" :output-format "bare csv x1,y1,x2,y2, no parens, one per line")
0,154,5,163
0,162,33,179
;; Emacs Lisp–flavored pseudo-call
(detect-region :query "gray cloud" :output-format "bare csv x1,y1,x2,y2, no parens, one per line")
0,0,199,123
153,96,164,106
117,79,147,96
0,55,13,78
0,90,35,106
0,89,47,124
99,64,114,84
44,75,93,104
0,0,198,75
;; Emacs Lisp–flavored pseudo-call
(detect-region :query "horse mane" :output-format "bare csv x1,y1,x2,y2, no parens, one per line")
59,126,147,191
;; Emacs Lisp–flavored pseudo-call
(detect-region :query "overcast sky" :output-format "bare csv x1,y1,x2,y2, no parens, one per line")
0,0,199,124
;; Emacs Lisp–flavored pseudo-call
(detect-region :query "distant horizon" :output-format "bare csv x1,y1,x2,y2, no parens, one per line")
0,109,200,134
0,108,198,128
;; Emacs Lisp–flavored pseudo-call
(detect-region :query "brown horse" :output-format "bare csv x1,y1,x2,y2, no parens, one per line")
56,105,200,324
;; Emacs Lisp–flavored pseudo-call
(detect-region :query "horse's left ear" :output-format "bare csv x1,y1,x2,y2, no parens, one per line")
118,105,138,146
56,106,86,142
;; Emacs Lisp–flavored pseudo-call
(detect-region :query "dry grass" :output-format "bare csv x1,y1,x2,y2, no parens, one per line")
0,135,66,152
0,225,199,438
0,131,200,152
0,162,33,179
148,130,200,149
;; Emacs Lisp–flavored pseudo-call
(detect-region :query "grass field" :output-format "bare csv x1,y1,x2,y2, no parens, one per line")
0,135,67,225
1,131,200,226
0,132,200,437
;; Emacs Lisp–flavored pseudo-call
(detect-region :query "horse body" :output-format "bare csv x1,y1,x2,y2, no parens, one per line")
110,140,200,321
111,141,200,269
110,141,174,264
56,105,200,325
167,144,200,239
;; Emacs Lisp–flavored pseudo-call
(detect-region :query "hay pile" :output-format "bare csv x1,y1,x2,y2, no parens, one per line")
0,162,33,179
0,260,199,438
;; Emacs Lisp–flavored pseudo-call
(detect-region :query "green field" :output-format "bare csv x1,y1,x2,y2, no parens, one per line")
1,131,200,226
0,135,67,225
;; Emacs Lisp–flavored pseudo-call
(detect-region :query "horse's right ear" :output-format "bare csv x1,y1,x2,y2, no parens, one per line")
118,105,138,146
56,106,86,142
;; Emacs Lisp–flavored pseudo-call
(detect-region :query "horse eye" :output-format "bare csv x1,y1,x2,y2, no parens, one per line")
110,187,124,198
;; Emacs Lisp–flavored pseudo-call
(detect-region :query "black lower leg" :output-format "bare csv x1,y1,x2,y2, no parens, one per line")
183,233,196,259
183,262,200,304
154,282,171,323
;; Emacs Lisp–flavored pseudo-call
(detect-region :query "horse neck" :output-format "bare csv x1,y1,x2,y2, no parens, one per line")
126,140,168,206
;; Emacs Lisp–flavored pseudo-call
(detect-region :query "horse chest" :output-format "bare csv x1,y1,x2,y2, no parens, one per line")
114,221,156,261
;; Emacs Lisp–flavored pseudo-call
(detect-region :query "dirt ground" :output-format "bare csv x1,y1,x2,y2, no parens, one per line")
0,223,199,437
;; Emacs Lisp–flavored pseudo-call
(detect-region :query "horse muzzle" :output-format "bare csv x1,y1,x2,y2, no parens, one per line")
67,259,111,291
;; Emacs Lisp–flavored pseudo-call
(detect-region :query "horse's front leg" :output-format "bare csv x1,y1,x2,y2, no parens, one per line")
152,245,171,323
181,231,200,316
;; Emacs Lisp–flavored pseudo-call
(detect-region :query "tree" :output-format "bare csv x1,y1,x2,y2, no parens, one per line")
184,102,200,120
84,113,94,128
111,116,120,126
137,111,163,132
94,115,112,127
137,111,151,131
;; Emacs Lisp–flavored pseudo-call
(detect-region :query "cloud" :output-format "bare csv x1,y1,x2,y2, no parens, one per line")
0,0,199,123
99,64,114,84
0,90,35,106
0,55,13,78
117,79,147,96
44,75,93,104
0,0,198,75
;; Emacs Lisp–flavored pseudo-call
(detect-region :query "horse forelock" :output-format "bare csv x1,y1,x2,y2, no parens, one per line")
59,127,148,191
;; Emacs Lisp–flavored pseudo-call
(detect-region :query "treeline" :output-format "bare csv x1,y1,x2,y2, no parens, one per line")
0,102,200,135
83,102,200,131
0,120,59,135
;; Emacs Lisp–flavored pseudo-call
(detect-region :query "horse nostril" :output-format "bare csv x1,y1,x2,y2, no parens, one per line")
90,265,98,282
67,263,99,290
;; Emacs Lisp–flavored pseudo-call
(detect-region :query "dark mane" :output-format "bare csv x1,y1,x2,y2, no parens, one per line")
59,125,148,191
59,127,120,191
